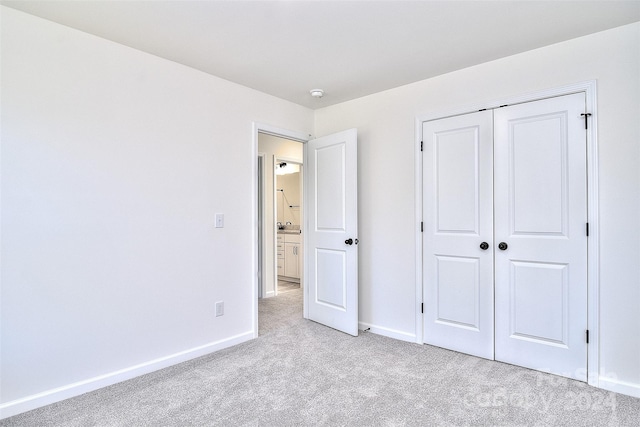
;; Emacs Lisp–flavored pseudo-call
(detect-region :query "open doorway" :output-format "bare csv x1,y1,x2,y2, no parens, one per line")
275,159,303,294
257,131,305,309
254,125,359,338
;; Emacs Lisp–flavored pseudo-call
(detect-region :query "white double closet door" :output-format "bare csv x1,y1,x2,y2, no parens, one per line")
423,93,588,381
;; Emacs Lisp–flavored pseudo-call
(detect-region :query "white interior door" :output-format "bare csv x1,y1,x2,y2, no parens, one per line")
423,111,495,359
494,93,588,381
422,93,588,380
306,129,358,336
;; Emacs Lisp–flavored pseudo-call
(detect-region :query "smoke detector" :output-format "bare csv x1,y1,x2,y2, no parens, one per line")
310,89,324,98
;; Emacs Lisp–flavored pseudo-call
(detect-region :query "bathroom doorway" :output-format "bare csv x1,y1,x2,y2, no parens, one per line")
257,132,304,300
275,159,303,294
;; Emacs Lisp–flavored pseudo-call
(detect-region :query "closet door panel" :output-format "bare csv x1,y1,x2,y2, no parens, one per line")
494,93,588,381
423,110,494,360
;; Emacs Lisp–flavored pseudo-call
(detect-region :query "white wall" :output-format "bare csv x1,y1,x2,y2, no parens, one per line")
0,6,312,417
258,134,303,297
315,22,640,396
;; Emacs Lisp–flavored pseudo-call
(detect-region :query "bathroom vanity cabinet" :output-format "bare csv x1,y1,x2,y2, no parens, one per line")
278,232,301,281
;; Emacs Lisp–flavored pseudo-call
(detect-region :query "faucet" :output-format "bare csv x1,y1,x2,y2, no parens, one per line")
277,222,282,229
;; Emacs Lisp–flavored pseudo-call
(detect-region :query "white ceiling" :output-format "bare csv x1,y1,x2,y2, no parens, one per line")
3,1,640,109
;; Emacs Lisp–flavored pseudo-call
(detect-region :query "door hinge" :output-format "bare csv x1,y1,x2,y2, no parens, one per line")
421,303,424,314
586,329,590,344
420,141,423,152
580,113,592,130
421,222,424,232
586,222,589,237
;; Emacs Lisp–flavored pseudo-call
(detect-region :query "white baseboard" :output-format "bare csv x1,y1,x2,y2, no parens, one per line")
359,322,416,343
598,376,640,398
0,331,254,420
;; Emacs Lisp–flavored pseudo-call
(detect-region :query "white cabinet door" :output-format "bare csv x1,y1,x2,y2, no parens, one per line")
306,129,358,336
494,93,588,381
284,242,299,278
423,110,495,359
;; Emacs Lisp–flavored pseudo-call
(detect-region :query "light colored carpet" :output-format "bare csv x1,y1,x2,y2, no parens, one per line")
2,288,639,426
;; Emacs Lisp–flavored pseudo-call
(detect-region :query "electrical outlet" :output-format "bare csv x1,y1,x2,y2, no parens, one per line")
215,301,224,317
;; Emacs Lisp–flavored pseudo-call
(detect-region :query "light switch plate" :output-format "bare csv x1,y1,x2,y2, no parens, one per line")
215,301,224,317
215,213,224,228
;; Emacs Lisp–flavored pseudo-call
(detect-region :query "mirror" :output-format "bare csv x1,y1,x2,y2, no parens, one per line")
276,168,301,228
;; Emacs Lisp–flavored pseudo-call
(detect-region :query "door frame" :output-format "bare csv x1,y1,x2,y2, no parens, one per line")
252,123,310,337
257,153,265,299
415,80,600,387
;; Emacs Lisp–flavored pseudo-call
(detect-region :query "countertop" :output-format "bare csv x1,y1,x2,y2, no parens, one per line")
277,229,302,235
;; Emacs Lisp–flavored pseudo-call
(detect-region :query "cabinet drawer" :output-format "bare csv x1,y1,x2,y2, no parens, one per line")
284,234,301,244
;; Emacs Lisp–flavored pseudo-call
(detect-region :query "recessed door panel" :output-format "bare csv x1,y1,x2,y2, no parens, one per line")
315,143,346,231
435,128,479,234
436,256,479,330
315,248,347,310
510,261,568,346
510,113,568,236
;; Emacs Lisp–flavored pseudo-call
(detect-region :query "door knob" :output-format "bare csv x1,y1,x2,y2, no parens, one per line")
345,238,353,245
479,242,489,250
498,242,508,251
